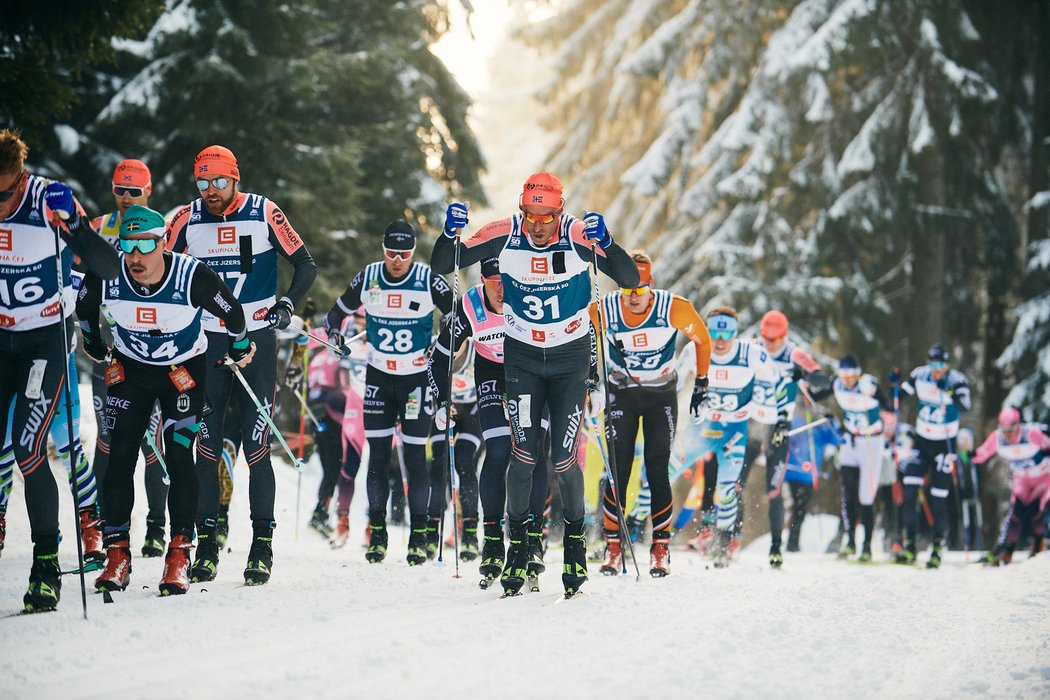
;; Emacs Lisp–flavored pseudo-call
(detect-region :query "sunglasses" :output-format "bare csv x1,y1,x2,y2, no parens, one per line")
620,285,650,297
0,169,26,202
483,276,503,288
761,335,784,343
711,330,736,341
838,368,861,377
383,248,414,261
119,237,160,254
522,210,560,225
928,361,947,370
113,185,145,197
195,177,230,192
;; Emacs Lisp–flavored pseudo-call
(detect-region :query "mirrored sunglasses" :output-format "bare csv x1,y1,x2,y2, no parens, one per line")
711,330,736,341
383,248,414,261
620,285,650,297
928,361,947,370
0,169,26,202
113,185,145,197
483,276,503,288
119,237,160,255
522,210,560,225
195,177,229,192
838,368,861,377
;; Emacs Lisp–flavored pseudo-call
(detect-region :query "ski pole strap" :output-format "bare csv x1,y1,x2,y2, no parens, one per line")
223,358,305,471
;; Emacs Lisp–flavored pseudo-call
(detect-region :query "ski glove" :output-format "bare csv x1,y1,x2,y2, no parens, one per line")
434,402,455,432
82,336,109,364
43,182,76,221
443,202,469,238
690,376,709,415
583,212,612,249
770,417,791,448
327,331,347,356
266,298,294,330
586,379,606,420
229,337,254,365
284,362,304,390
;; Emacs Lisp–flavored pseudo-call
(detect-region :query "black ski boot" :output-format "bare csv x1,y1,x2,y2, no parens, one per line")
562,520,588,598
926,541,943,570
526,516,546,591
308,500,332,538
712,530,731,569
407,515,429,566
460,517,479,562
24,539,61,613
500,519,529,596
423,516,440,561
141,517,166,558
191,518,220,582
769,542,783,569
215,505,230,550
479,520,505,589
895,537,917,565
365,511,388,563
244,520,275,585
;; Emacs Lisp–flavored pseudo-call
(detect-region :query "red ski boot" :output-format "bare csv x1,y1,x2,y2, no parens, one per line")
330,514,350,549
95,537,132,592
600,535,623,576
79,505,105,568
650,537,671,577
159,534,193,596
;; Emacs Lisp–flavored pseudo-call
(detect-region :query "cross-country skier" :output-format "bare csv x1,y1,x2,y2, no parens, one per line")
167,145,317,585
78,204,254,595
325,219,452,565
894,344,971,568
0,129,119,612
432,172,639,597
587,250,711,577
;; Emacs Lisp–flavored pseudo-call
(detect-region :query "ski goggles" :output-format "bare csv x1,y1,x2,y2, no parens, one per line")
195,177,230,192
483,275,503,289
112,185,145,197
620,284,650,297
522,209,561,225
119,237,161,255
0,169,26,202
837,367,861,378
710,329,736,341
928,361,947,370
383,247,414,261
707,314,738,340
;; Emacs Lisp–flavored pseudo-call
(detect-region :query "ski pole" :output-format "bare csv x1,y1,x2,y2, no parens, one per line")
286,316,361,356
439,216,464,576
288,389,325,432
787,417,829,437
50,212,88,619
142,427,171,486
394,428,409,545
222,358,305,471
589,240,640,580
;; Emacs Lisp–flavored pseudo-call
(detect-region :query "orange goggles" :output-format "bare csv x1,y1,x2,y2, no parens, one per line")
522,209,561,225
483,276,502,289
620,285,650,297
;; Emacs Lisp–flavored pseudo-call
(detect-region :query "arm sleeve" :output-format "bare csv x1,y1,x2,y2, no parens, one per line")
59,215,120,280
165,205,191,253
74,272,105,346
972,432,1000,465
951,376,972,413
325,270,365,333
431,271,453,315
189,261,247,342
431,219,509,273
428,304,471,406
265,200,316,309
669,296,711,377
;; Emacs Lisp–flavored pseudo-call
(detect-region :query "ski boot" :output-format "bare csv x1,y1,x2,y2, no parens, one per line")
159,533,193,596
600,531,623,576
215,505,230,550
984,544,1013,566
858,544,873,563
78,504,105,568
24,543,61,613
650,533,671,577
244,520,275,585
407,515,429,566
0,510,6,559
460,517,479,562
562,520,588,598
141,518,166,559
894,538,917,565
500,519,529,597
423,516,440,561
365,511,388,563
837,540,856,560
191,518,220,582
95,534,132,592
688,511,716,554
925,542,943,570
1030,537,1044,558
308,502,332,538
769,543,783,569
329,514,350,549
712,530,731,569
478,520,505,589
626,514,647,544
526,517,546,591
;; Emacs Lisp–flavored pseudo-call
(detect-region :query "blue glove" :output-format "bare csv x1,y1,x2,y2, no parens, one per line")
44,182,76,221
583,211,611,249
443,202,469,238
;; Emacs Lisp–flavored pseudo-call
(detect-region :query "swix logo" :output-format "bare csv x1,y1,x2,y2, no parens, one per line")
0,229,11,251
387,360,398,371
217,226,236,245
562,404,582,450
532,329,545,342
19,394,53,450
715,369,728,381
633,333,648,348
388,294,402,309
136,307,157,324
251,398,272,444
530,258,548,275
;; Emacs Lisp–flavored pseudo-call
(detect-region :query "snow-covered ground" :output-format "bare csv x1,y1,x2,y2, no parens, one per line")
1,389,1049,699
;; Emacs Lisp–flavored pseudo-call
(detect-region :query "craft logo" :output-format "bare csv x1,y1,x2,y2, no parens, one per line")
388,293,402,309
634,333,648,348
530,257,548,275
0,229,11,251
136,307,157,324
217,226,236,245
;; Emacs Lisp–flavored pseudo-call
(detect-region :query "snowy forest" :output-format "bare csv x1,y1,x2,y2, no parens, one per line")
3,0,1048,426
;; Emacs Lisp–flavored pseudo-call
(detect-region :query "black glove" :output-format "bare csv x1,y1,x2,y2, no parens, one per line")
690,376,709,415
284,362,303,390
328,331,347,356
267,298,294,330
229,337,252,364
791,365,805,382
80,324,109,363
771,416,790,447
